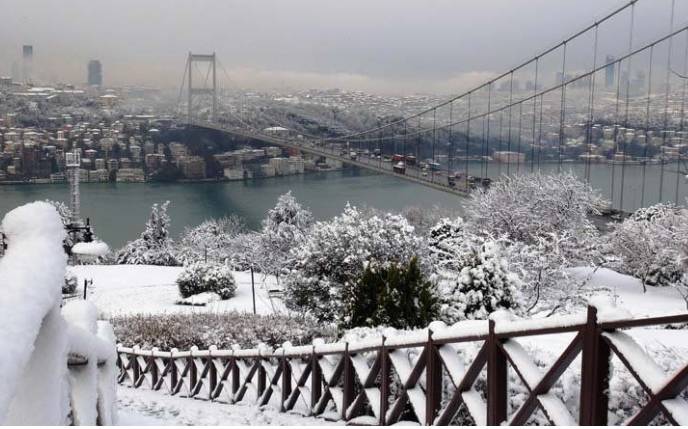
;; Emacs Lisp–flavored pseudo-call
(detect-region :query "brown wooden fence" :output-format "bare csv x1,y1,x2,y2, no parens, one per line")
116,306,688,425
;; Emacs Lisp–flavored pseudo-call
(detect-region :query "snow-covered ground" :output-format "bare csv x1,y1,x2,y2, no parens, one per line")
116,386,339,426
68,265,285,317
569,267,688,317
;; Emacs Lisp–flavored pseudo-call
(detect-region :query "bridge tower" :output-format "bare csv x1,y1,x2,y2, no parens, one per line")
186,52,217,123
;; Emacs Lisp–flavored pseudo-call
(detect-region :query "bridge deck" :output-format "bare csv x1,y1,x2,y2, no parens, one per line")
187,120,471,197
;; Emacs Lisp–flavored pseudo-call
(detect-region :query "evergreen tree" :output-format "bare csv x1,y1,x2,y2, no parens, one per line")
439,240,519,323
116,201,177,266
347,257,438,330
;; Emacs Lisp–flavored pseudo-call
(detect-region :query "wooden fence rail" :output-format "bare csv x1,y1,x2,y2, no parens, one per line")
116,306,688,426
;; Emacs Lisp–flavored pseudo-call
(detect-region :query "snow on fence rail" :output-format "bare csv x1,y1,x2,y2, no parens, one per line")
117,306,688,426
0,202,117,425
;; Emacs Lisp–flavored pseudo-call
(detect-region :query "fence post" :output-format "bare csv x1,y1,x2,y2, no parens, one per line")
281,351,291,412
188,354,197,397
169,352,178,395
380,336,389,426
231,355,240,403
579,305,610,425
256,356,266,403
311,346,322,415
132,346,141,387
487,319,507,426
208,348,217,400
149,353,158,390
425,330,442,425
342,342,354,421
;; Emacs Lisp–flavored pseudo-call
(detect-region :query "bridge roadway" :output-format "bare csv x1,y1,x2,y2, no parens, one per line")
187,120,471,196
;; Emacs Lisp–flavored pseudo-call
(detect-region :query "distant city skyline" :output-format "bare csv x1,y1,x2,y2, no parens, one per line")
0,0,684,94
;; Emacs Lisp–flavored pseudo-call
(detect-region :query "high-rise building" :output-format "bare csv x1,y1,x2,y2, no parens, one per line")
88,60,102,87
22,45,33,84
605,55,615,89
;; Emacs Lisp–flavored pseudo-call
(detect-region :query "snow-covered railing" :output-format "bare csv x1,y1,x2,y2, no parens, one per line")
116,306,688,426
0,202,117,425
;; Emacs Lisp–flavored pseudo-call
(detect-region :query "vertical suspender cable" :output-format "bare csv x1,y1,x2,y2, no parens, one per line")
558,42,568,173
537,93,544,171
641,45,655,208
675,27,688,204
531,58,539,172
620,2,635,212
484,82,492,179
432,108,437,183
678,30,688,205
611,56,624,208
517,102,523,174
466,92,472,191
498,112,503,176
660,0,676,203
507,72,514,176
448,101,454,177
586,25,599,183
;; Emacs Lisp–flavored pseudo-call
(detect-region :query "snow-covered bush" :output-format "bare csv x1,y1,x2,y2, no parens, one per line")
176,262,237,300
63,273,78,295
347,257,439,329
111,312,337,350
284,203,427,325
466,172,604,246
257,191,313,278
439,239,519,323
116,201,177,266
175,216,247,265
607,203,687,290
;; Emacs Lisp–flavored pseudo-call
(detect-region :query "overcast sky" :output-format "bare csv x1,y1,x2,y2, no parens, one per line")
0,0,682,94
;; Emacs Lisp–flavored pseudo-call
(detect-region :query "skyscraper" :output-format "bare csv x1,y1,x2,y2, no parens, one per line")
605,55,615,89
22,45,33,84
88,60,102,87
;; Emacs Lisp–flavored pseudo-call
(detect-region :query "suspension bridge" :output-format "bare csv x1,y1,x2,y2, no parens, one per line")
176,0,688,213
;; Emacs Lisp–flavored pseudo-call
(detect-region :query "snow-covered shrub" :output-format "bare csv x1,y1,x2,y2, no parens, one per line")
176,262,237,300
63,273,78,295
439,239,519,323
607,203,687,289
428,217,478,271
111,312,337,350
257,191,313,278
466,172,604,246
175,215,247,265
284,203,426,324
116,201,177,266
347,257,439,329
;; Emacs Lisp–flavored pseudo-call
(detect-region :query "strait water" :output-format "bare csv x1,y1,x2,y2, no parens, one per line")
1,163,686,248
0,169,465,248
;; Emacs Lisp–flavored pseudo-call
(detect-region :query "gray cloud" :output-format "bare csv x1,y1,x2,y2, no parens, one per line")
0,0,681,93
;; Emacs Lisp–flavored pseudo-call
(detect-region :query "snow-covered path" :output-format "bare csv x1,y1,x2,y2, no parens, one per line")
116,386,339,426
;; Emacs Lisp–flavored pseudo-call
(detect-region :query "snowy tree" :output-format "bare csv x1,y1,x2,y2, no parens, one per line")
225,232,263,271
465,172,605,246
175,215,247,265
348,257,438,330
257,191,313,278
607,203,686,290
176,261,237,299
116,201,177,266
439,240,519,323
284,203,427,324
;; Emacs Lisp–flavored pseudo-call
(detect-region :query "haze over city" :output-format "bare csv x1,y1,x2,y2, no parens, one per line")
1,0,683,93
